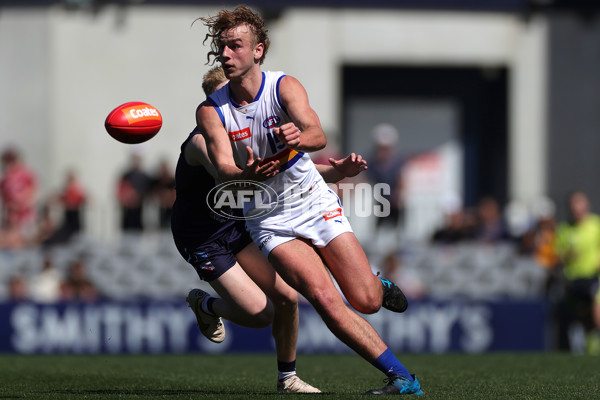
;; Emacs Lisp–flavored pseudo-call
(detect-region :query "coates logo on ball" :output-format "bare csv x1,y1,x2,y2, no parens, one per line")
105,101,162,144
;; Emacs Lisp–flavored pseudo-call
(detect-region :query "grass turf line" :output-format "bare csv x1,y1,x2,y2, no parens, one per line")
0,353,599,399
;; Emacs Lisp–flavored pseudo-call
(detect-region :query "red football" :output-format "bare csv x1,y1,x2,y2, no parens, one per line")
105,101,162,144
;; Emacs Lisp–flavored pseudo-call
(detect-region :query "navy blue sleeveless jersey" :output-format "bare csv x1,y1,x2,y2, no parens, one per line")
170,128,252,281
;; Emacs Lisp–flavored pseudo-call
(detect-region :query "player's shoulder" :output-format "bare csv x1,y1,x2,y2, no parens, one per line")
206,86,230,108
264,70,286,78
274,73,307,101
196,100,214,117
196,100,223,128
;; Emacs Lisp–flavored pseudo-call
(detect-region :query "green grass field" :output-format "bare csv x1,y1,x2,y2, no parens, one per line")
0,353,598,399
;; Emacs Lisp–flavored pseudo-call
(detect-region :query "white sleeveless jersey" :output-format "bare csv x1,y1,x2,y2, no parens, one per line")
207,71,325,222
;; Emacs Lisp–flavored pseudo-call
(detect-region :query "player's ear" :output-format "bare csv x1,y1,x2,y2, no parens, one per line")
254,42,264,62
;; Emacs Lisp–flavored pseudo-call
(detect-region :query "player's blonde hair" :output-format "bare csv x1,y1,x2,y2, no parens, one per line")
202,66,227,97
197,5,270,65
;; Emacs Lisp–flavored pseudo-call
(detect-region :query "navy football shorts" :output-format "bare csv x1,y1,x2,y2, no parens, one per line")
173,221,253,282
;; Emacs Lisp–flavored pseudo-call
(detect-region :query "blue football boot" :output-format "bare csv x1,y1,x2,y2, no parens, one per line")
366,375,423,395
378,274,408,313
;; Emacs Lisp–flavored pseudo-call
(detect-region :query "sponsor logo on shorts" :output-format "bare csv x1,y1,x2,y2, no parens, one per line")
258,235,274,251
188,251,215,271
323,208,342,221
228,127,251,141
206,180,279,221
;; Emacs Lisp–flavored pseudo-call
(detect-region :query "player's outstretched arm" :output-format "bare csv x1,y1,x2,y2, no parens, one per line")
197,103,241,183
316,153,368,184
197,103,279,183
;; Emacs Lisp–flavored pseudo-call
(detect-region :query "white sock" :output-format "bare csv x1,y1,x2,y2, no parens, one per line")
278,371,296,381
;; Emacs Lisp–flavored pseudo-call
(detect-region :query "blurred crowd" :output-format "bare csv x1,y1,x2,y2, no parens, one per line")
0,147,175,250
2,139,600,354
9,256,100,303
0,146,175,304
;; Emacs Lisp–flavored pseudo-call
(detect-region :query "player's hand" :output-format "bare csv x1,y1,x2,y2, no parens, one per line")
328,153,368,178
273,122,301,150
241,146,279,182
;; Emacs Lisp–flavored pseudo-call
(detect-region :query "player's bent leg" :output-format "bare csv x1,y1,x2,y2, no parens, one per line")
237,242,299,362
236,242,299,359
318,232,383,314
236,242,298,312
268,239,388,362
209,262,274,328
237,242,320,392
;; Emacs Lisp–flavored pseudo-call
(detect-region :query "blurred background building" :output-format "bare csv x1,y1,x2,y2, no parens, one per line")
1,0,600,355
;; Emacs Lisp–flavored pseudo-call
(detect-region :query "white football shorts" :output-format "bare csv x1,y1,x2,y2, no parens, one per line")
246,181,353,257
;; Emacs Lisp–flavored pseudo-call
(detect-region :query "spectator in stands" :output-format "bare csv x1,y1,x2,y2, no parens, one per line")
34,202,59,246
554,190,600,352
0,147,37,233
518,197,562,320
116,152,153,232
56,169,87,236
60,259,100,302
152,159,176,230
29,256,62,303
473,196,511,243
8,275,28,302
366,123,405,233
38,170,87,247
0,218,29,249
519,197,559,269
431,192,476,244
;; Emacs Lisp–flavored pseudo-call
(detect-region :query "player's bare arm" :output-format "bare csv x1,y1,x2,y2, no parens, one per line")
315,153,368,184
197,103,279,183
274,76,327,152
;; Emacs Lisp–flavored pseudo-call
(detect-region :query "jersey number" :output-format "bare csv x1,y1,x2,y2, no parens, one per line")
266,131,286,154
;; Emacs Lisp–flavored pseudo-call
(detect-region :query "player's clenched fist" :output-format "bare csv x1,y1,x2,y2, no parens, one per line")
273,122,301,149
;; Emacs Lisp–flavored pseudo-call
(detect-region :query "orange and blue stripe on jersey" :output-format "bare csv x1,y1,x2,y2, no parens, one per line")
259,148,304,172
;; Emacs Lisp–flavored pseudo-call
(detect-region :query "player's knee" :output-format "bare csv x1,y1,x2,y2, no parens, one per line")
253,311,273,328
238,299,274,328
249,304,275,328
270,289,298,313
347,289,382,315
305,288,345,318
349,297,381,315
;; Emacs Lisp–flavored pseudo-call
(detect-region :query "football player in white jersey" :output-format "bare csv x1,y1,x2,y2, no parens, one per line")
181,66,369,393
196,6,421,396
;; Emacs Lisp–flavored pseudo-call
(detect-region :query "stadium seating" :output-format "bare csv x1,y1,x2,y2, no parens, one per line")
0,235,547,302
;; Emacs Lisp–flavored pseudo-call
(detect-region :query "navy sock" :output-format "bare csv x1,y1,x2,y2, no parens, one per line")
371,348,413,381
206,297,217,315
